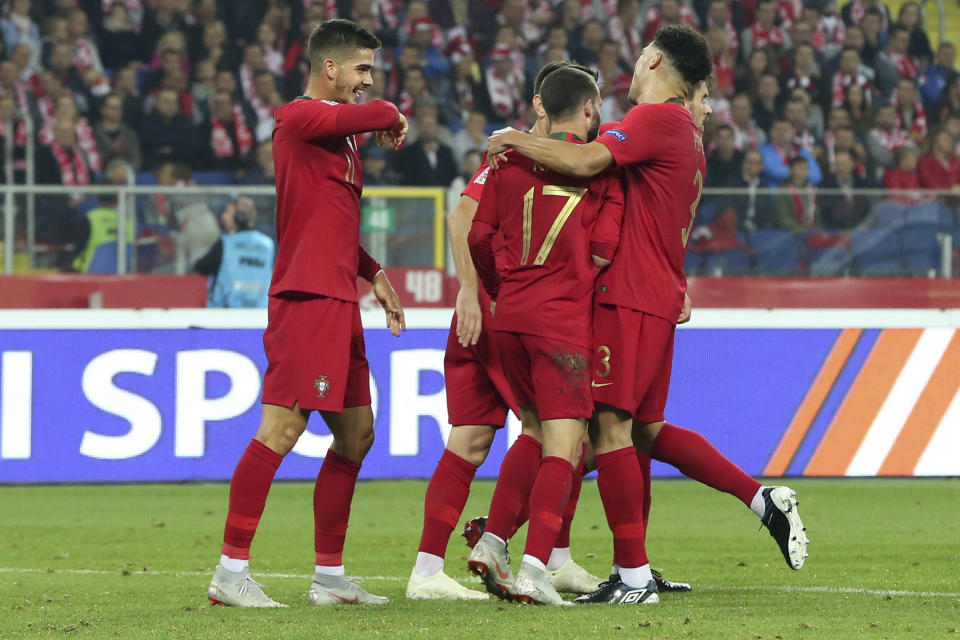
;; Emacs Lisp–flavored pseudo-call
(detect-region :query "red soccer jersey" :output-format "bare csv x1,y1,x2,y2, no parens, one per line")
595,101,706,324
468,139,624,349
462,159,510,275
269,97,399,300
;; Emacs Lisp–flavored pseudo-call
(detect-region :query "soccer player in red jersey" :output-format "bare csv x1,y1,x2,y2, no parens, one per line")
488,26,808,605
207,20,408,608
466,66,624,606
406,61,604,601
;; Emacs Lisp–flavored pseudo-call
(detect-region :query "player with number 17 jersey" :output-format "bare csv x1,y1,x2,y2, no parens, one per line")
470,145,624,419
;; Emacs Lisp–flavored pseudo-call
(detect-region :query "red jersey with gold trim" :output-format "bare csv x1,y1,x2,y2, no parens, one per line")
595,102,706,324
469,138,624,349
269,97,399,300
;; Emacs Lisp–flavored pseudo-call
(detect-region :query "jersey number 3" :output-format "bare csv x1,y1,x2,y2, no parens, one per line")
520,185,588,265
680,170,703,248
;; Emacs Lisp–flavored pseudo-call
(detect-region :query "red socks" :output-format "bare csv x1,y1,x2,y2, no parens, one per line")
485,434,542,540
555,449,585,548
523,456,574,564
314,449,362,566
418,450,478,557
596,447,648,569
636,451,651,527
221,439,282,559
651,423,761,507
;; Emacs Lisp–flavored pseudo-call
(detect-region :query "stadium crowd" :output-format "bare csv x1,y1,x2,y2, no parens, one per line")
0,0,958,273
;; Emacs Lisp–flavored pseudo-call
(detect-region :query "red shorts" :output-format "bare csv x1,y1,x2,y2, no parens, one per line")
262,293,371,412
444,290,516,426
497,331,593,421
591,302,675,423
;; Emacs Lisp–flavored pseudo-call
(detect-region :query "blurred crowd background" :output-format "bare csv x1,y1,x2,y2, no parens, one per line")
1,0,959,280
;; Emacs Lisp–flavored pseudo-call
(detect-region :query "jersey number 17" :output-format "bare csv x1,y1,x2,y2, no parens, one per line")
520,185,588,265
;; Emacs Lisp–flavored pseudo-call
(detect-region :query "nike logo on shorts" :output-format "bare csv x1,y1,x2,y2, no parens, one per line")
591,381,613,388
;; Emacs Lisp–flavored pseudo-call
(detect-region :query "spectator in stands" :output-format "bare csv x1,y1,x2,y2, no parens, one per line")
394,110,457,187
237,43,266,105
185,0,219,61
842,0,891,32
94,93,141,172
72,159,135,274
204,90,254,173
921,42,956,108
784,43,823,110
884,145,926,204
729,92,767,151
0,93,28,182
0,58,38,122
829,125,870,180
775,156,821,232
842,82,872,138
100,2,143,71
362,144,396,185
644,0,695,44
930,73,960,127
249,69,281,142
112,64,143,130
140,87,199,169
821,148,871,228
1,0,41,63
753,73,780,133
918,128,960,189
602,73,632,123
191,58,216,107
742,1,789,59
832,46,872,108
893,77,927,144
142,0,190,57
67,9,104,79
39,94,101,174
897,2,932,69
885,24,917,81
761,119,822,186
537,23,571,65
736,48,774,100
256,22,284,76
815,0,847,62
573,19,605,66
398,66,431,118
706,124,743,187
193,196,274,309
451,110,488,168
485,44,524,125
47,42,87,105
705,0,739,62
408,18,450,80
36,117,92,249
198,21,237,71
722,149,768,232
785,96,817,153
866,104,912,181
238,140,274,186
608,0,642,72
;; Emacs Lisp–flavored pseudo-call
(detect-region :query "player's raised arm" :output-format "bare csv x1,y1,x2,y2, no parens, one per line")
487,128,613,178
590,174,626,267
466,179,503,302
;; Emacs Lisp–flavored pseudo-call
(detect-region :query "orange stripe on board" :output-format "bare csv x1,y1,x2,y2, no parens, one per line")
878,331,960,476
763,329,862,476
804,329,924,476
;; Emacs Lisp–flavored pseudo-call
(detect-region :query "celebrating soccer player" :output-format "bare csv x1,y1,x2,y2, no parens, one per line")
207,19,408,608
466,66,624,606
487,25,808,606
406,61,604,602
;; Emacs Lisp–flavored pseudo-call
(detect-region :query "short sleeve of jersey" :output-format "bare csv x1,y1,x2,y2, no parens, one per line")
596,103,679,168
461,160,491,202
278,99,340,142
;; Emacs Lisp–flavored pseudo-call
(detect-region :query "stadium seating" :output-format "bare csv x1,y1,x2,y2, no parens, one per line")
873,201,907,228
899,223,940,276
704,247,751,275
851,229,902,276
684,248,704,275
750,230,801,275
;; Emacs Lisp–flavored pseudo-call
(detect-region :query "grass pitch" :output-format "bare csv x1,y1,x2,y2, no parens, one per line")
0,478,957,639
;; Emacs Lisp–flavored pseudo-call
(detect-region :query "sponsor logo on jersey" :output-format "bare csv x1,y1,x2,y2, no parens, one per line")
474,167,490,185
314,374,330,398
603,129,628,142
320,100,338,106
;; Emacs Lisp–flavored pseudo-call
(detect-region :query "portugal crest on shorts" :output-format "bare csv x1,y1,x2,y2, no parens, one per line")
314,374,330,399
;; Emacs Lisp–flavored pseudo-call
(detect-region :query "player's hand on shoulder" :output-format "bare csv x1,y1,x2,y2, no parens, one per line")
455,286,483,347
487,127,520,162
372,270,407,337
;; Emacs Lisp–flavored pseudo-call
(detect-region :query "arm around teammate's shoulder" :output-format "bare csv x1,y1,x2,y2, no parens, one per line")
488,129,613,178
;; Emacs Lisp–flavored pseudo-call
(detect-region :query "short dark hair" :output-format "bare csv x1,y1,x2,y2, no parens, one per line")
533,60,598,95
889,23,909,38
308,19,381,70
539,66,599,121
715,123,734,136
789,155,808,167
654,24,713,91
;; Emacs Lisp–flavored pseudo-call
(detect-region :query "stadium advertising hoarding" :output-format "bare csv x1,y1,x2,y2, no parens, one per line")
0,309,958,483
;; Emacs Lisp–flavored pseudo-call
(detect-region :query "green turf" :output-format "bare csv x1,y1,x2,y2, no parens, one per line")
1,478,958,639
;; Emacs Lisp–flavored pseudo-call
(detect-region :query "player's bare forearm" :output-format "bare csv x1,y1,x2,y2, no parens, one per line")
488,130,613,178
371,270,406,337
447,196,480,293
467,220,501,301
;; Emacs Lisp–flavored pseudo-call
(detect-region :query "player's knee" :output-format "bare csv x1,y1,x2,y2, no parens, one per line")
256,419,307,456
